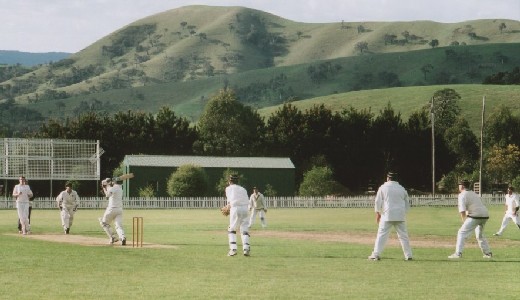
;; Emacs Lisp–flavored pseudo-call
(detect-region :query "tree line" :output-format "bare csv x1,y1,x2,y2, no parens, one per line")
25,88,520,196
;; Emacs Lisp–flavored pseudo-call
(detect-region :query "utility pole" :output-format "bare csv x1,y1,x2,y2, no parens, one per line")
431,97,435,200
479,96,486,196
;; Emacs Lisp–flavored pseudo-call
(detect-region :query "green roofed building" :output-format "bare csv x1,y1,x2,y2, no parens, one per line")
122,155,295,197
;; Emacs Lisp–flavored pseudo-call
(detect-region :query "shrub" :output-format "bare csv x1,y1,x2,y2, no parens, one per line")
167,164,209,197
299,166,335,196
138,184,156,198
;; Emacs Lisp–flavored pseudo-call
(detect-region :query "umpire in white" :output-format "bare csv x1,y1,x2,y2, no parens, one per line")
368,172,413,261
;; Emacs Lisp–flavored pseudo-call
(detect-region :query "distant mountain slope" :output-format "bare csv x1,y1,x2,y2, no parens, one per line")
0,50,70,66
1,5,519,127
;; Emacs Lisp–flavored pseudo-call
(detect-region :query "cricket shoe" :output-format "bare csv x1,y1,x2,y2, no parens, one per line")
227,249,237,256
492,233,502,236
110,236,119,245
448,252,462,259
404,257,413,261
121,238,127,246
243,249,250,256
367,254,380,261
483,252,493,259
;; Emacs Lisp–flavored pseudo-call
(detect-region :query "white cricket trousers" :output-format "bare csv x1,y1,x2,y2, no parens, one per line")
249,209,267,228
228,205,250,251
100,207,126,240
455,217,491,254
496,212,520,234
16,201,30,234
60,206,77,229
371,220,412,258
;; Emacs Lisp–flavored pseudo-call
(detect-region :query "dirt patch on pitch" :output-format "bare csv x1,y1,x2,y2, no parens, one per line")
6,233,177,249
253,230,520,248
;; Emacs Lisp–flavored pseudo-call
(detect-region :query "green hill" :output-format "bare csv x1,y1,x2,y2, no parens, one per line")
1,5,520,127
258,84,520,134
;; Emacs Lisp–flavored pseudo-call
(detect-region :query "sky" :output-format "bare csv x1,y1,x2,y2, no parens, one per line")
1,0,519,53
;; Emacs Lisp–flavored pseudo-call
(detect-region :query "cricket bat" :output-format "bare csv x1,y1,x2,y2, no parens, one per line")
114,173,134,181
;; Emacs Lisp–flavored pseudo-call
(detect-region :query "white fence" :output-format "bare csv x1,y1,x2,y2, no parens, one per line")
0,194,506,210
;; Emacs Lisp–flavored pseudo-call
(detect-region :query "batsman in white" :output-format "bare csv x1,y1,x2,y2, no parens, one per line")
12,176,33,235
493,186,520,236
226,174,251,256
368,172,413,261
56,182,80,234
99,178,127,245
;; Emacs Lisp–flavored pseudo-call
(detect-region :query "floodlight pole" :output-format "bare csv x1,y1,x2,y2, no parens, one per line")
431,97,435,200
479,96,485,196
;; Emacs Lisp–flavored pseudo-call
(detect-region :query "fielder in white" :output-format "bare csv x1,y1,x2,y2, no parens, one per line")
99,178,127,245
12,176,33,235
226,174,251,256
493,186,520,236
56,182,80,234
248,187,267,228
448,179,492,259
368,172,413,261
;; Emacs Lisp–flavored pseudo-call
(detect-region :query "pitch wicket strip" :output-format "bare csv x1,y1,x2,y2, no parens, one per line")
132,217,144,248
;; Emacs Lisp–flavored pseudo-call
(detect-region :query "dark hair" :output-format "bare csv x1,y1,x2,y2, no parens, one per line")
458,179,470,188
229,174,239,183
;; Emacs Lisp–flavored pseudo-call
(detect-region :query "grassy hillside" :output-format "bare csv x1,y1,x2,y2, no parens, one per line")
26,43,520,122
1,5,519,128
258,84,520,133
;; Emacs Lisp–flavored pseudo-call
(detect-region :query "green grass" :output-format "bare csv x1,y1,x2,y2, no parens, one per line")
1,206,519,299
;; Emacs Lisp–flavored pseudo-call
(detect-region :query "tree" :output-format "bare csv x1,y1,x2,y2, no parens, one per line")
298,166,336,196
264,103,306,168
194,89,265,156
486,144,520,184
370,103,406,177
499,22,506,34
167,164,209,197
444,117,479,173
384,34,397,45
420,64,434,80
426,88,462,136
354,41,368,53
153,106,197,155
401,30,410,41
402,110,435,189
484,105,520,148
328,106,374,190
429,39,439,48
